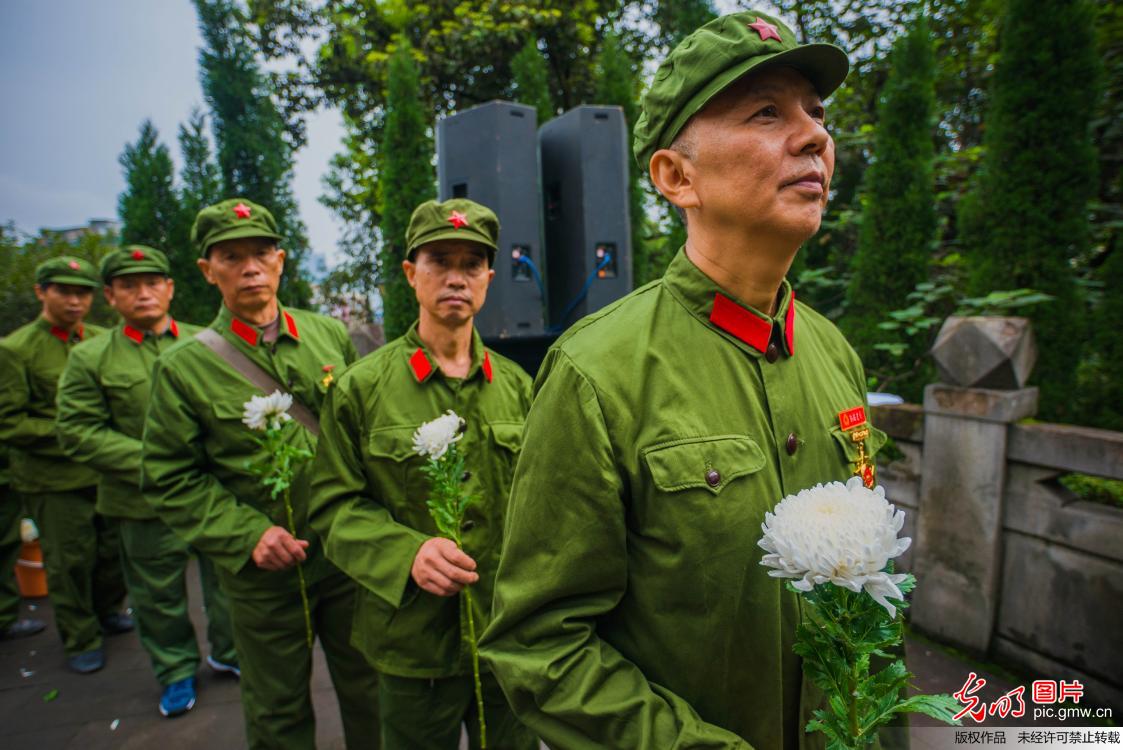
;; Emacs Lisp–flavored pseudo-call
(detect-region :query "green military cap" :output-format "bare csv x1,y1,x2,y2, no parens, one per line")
633,10,849,167
35,256,99,288
191,198,283,257
406,198,500,264
99,245,171,283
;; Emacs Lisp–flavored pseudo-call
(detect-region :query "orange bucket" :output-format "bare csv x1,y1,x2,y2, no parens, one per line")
15,541,48,598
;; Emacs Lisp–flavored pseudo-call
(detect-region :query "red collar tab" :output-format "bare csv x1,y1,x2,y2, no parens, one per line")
409,347,434,382
838,406,868,431
230,318,259,346
482,351,493,383
169,319,180,338
784,290,796,354
123,325,144,344
709,293,772,353
49,325,73,343
282,310,299,340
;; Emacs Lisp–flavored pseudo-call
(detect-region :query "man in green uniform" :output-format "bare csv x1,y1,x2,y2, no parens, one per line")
309,198,536,749
0,256,131,673
1,447,47,639
482,11,904,750
56,246,239,717
142,198,379,749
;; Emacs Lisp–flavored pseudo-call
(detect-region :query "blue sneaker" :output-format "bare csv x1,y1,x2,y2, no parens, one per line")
67,648,105,674
159,677,197,717
206,654,240,678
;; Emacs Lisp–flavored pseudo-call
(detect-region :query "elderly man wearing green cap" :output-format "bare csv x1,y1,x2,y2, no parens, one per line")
482,11,905,750
56,246,239,717
0,255,132,674
141,199,379,748
309,198,536,749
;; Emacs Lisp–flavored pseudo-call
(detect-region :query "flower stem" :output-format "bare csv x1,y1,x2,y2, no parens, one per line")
463,586,487,749
283,487,313,649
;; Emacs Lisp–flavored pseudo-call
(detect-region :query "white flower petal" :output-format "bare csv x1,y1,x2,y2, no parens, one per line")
757,478,910,616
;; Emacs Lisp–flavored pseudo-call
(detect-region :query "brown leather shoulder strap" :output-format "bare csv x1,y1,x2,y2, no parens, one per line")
194,328,320,436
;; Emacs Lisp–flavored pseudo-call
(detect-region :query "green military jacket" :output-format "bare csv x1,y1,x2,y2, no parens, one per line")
0,318,106,494
481,249,889,750
141,304,358,598
309,322,532,678
57,320,200,519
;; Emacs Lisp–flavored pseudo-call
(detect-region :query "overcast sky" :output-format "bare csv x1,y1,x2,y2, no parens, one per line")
0,0,345,267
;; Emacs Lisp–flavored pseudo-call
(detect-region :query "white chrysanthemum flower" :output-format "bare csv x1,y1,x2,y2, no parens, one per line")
413,410,465,460
242,390,294,432
758,476,912,618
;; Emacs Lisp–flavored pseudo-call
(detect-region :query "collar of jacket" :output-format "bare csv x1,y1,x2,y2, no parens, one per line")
123,319,180,344
661,248,795,359
403,320,493,385
38,316,85,344
213,304,299,348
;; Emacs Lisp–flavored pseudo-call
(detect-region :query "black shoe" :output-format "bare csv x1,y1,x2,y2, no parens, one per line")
100,612,135,635
2,618,46,639
68,648,105,674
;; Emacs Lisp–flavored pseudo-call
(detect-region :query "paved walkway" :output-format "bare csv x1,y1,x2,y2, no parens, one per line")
0,561,1086,749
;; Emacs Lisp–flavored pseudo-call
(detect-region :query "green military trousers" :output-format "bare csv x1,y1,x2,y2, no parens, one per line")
379,671,538,750
0,485,24,629
26,487,126,654
227,567,380,750
118,518,237,685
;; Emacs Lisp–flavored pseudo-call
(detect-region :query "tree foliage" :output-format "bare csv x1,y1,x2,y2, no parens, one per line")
118,120,179,253
511,37,556,125
196,0,311,308
174,108,224,322
843,16,937,400
379,38,435,340
958,0,1100,420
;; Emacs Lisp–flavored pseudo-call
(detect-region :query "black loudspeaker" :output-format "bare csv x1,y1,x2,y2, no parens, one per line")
436,100,546,338
539,105,633,331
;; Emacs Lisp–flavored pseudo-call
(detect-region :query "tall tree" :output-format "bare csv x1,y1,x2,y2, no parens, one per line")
653,0,717,46
510,38,555,125
118,120,179,252
379,37,435,340
195,0,311,308
843,15,937,397
173,107,223,323
957,0,1101,420
593,31,650,285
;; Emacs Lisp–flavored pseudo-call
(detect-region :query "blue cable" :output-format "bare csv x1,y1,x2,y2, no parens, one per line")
515,254,546,298
547,252,613,334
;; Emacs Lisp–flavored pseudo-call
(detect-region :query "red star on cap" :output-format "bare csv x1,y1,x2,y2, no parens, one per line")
233,202,252,219
68,260,80,270
448,210,470,229
131,250,145,260
748,17,782,42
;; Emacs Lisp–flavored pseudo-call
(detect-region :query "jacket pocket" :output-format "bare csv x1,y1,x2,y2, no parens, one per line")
642,435,766,496
828,424,888,464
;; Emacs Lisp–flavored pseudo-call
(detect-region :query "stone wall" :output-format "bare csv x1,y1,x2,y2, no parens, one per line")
873,403,1123,714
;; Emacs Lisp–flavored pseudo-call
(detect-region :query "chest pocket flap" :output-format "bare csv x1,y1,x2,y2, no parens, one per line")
489,421,523,453
102,371,147,389
643,435,766,495
829,424,888,462
367,426,419,462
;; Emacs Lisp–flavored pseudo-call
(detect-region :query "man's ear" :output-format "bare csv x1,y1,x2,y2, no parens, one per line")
103,285,115,309
650,148,701,213
402,259,417,289
197,257,216,286
33,284,46,303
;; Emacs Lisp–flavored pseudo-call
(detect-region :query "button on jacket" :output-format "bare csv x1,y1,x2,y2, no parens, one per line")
309,321,532,678
481,249,887,750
